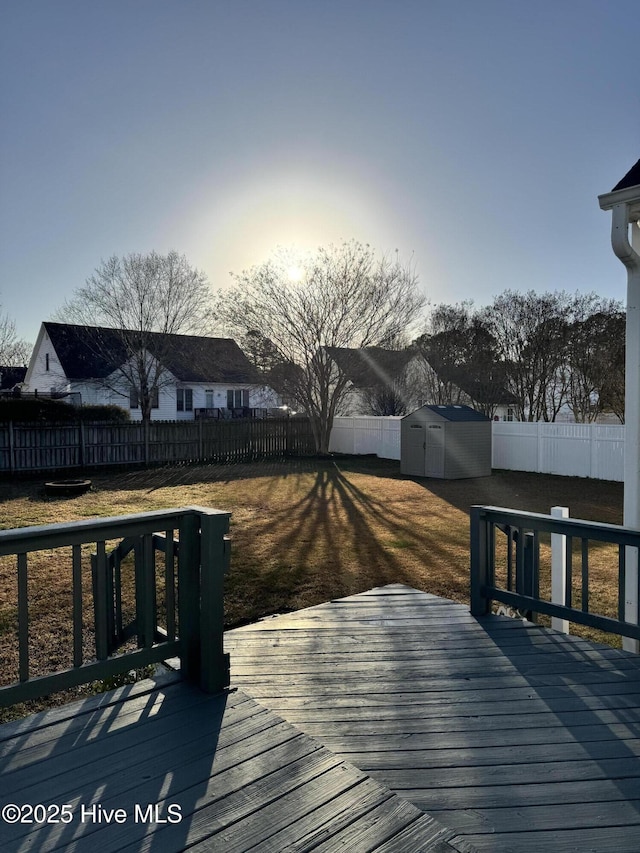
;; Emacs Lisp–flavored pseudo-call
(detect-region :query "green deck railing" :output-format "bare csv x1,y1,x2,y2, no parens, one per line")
470,505,640,641
0,506,230,708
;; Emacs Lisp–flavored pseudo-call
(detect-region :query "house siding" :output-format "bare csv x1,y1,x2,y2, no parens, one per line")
23,323,282,421
24,329,69,397
170,383,280,420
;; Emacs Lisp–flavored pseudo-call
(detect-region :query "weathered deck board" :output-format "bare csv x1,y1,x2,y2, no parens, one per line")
226,583,640,853
0,673,462,852
5,582,640,851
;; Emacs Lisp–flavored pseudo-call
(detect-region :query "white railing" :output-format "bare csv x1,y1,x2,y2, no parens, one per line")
329,418,625,482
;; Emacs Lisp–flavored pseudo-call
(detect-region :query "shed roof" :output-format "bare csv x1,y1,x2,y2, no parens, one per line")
414,404,490,422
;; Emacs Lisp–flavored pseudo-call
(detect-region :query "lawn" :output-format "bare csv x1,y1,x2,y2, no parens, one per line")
0,457,624,720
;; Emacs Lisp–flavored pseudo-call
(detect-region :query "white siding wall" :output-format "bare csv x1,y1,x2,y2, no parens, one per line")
329,417,625,481
111,382,280,421
117,382,279,421
23,328,281,420
24,329,69,395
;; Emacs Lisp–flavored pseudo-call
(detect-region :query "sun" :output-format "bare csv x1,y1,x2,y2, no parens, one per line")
287,264,304,282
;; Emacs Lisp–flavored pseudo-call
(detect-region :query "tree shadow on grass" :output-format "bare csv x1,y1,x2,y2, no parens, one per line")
224,460,472,628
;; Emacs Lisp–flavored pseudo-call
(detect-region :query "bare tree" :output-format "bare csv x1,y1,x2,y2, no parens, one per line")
415,302,509,416
565,296,625,422
0,308,31,367
600,332,625,422
58,251,212,421
241,330,283,373
415,303,473,405
218,241,426,452
481,291,572,422
361,382,410,416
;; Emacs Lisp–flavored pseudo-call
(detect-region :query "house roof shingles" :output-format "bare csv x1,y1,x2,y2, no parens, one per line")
43,323,259,384
325,346,416,388
612,158,640,192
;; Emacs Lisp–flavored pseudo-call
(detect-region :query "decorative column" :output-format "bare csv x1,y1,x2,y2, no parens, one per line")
599,159,640,653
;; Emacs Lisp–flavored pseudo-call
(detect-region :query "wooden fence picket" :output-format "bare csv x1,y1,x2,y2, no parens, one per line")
0,417,315,473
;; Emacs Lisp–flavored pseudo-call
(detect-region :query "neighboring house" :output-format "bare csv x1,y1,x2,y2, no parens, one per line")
325,347,429,416
447,378,519,422
325,346,518,419
23,322,281,421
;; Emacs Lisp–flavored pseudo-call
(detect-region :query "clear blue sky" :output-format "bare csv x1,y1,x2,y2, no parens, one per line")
1,0,638,346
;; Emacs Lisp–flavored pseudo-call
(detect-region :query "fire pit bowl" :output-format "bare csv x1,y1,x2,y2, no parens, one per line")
44,479,92,497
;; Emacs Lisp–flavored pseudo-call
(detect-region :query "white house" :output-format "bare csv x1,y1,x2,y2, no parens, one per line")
23,322,281,420
324,346,429,416
324,345,518,420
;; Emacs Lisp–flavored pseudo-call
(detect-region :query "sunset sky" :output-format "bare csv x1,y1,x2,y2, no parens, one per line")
1,0,638,346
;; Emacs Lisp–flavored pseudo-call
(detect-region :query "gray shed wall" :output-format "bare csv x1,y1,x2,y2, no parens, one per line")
400,407,491,479
443,421,492,478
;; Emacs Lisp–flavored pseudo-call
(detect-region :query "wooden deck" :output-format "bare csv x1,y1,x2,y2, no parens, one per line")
0,664,462,851
3,585,640,852
226,585,640,853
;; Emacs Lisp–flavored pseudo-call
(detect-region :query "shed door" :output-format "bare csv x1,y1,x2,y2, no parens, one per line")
405,423,425,476
425,424,445,477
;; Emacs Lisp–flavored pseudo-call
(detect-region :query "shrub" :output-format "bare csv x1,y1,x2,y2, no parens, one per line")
0,399,130,423
77,405,130,423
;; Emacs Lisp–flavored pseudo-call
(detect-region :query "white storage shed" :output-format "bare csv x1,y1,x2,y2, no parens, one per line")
401,404,492,479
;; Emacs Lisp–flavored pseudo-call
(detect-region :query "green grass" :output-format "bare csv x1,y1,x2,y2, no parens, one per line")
0,457,624,721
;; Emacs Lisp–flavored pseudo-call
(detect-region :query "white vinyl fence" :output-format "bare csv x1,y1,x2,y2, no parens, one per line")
329,417,625,482
329,417,402,460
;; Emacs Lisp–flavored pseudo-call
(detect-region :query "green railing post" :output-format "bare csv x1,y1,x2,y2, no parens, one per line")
92,542,110,661
470,506,490,616
199,510,231,693
177,512,201,684
137,533,156,648
0,508,208,708
518,531,536,622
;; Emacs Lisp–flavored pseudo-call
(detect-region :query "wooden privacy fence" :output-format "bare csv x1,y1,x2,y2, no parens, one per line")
0,417,315,473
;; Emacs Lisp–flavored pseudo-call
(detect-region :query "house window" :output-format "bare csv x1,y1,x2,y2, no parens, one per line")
506,407,515,422
45,353,50,371
227,389,249,408
177,388,193,412
130,387,159,409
